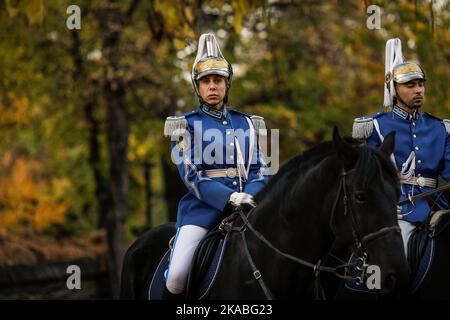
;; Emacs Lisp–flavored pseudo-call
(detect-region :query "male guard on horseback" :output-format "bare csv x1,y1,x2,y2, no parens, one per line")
162,33,269,299
352,38,450,257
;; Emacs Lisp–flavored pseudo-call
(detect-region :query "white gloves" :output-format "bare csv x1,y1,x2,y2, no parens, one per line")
228,192,256,208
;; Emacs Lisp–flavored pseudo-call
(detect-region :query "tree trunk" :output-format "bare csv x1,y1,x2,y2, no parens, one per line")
69,31,110,230
143,161,153,229
84,100,110,230
104,79,128,299
100,2,129,299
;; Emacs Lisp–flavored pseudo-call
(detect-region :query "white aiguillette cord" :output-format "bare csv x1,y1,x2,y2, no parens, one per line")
234,137,247,192
399,151,416,181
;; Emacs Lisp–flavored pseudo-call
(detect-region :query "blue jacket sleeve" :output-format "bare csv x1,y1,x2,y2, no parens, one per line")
366,126,382,150
172,128,234,212
243,140,269,197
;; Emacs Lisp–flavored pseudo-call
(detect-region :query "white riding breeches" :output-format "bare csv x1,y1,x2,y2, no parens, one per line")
165,224,209,294
398,220,417,258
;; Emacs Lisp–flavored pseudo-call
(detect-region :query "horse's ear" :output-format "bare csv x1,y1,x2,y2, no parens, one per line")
379,131,396,156
333,126,357,170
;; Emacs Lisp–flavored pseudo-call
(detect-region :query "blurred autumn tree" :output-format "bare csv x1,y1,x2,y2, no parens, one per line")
0,0,264,299
1,0,449,299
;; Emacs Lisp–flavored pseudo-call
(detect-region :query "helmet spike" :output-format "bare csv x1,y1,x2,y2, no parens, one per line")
206,34,215,57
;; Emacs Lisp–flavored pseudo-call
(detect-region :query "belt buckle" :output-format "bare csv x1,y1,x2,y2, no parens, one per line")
226,168,237,178
416,177,426,187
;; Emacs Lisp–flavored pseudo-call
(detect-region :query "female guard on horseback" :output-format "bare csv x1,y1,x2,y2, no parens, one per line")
162,33,269,299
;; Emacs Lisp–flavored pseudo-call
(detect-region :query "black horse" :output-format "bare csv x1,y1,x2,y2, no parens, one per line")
120,128,409,299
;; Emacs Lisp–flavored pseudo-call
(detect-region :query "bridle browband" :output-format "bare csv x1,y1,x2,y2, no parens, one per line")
220,167,401,300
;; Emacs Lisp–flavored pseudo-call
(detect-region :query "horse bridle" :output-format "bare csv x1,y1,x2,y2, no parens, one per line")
336,168,401,286
220,167,401,300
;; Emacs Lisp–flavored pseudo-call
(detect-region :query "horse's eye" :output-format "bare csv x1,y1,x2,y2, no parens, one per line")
355,192,366,202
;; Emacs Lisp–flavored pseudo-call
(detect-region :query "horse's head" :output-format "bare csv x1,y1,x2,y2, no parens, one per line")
331,127,409,295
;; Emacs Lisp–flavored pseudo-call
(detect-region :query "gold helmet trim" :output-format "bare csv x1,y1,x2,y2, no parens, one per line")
392,61,425,84
194,58,230,80
191,33,233,98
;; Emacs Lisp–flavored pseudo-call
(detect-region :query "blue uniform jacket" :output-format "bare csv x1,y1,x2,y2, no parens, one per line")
164,104,269,229
353,105,450,222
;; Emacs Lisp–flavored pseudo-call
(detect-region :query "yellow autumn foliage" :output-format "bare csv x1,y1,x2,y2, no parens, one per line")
0,94,30,126
5,0,44,24
0,153,68,234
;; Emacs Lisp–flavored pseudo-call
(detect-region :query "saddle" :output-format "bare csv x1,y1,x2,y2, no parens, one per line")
407,221,430,278
186,209,249,299
185,226,228,299
408,210,450,293
148,210,243,300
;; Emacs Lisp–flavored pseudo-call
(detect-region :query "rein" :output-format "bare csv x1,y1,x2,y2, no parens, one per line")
221,167,401,300
397,182,450,206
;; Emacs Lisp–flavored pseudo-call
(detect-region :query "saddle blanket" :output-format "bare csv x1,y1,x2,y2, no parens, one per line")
148,233,229,300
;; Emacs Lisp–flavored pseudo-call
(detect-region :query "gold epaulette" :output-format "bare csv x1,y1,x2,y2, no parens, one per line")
444,119,450,135
163,116,188,137
250,115,267,136
352,117,374,139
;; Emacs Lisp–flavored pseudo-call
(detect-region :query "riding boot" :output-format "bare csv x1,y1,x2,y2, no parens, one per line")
161,284,184,301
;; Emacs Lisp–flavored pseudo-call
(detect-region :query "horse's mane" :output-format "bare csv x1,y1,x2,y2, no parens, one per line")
354,142,399,191
254,141,336,203
255,138,399,203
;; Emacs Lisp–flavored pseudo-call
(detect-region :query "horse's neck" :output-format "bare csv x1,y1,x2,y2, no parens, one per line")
249,167,340,263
